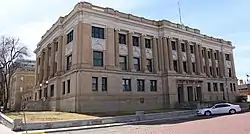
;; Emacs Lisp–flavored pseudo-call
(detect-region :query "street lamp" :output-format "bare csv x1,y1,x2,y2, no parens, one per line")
39,84,42,100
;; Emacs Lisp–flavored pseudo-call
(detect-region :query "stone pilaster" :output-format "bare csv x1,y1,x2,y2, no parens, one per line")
152,37,159,73
177,39,183,73
204,48,210,77
81,23,92,68
211,49,217,77
106,28,116,70
114,29,120,69
128,32,135,72
43,48,49,81
230,53,236,78
50,42,55,78
158,37,164,72
167,38,174,71
219,52,226,77
140,34,147,72
56,36,63,75
39,53,44,83
186,42,192,74
162,37,169,72
195,44,201,75
35,56,39,85
199,45,204,74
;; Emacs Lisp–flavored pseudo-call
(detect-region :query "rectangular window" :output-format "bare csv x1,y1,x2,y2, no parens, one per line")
208,51,211,59
66,54,72,71
137,79,145,92
35,92,37,100
93,51,103,67
55,42,58,52
190,45,194,53
233,83,236,91
119,55,127,70
102,77,107,91
92,77,98,91
50,85,54,97
207,83,211,92
119,33,126,44
133,36,139,46
173,60,178,72
209,67,213,75
213,83,218,91
67,79,70,93
92,26,104,39
230,83,233,91
192,63,196,73
146,59,153,72
133,57,140,71
225,54,230,61
150,80,157,92
181,43,185,52
183,61,187,73
145,38,151,48
122,79,131,92
44,87,48,98
171,41,176,50
228,68,232,77
62,81,65,95
67,30,74,44
216,67,219,76
202,49,205,57
214,52,217,60
220,83,224,91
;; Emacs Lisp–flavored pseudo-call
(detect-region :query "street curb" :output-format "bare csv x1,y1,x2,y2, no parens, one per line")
42,114,196,133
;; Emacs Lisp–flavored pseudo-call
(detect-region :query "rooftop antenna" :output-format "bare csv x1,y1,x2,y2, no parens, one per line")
178,0,184,26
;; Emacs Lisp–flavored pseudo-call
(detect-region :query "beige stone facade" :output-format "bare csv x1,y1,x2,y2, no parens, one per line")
9,67,35,110
33,2,238,113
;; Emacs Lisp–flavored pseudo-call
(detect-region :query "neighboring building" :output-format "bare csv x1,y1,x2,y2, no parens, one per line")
237,81,250,102
33,2,238,113
9,59,35,110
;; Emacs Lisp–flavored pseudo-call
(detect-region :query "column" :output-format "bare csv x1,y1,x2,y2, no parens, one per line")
230,53,236,78
43,47,49,81
152,37,159,73
50,42,55,78
195,44,201,75
140,35,147,72
114,29,120,68
177,39,183,73
81,23,92,68
167,38,174,71
128,32,135,71
162,37,169,72
56,36,63,75
39,52,44,83
106,28,116,70
186,42,192,74
204,48,210,76
211,49,217,77
158,37,164,72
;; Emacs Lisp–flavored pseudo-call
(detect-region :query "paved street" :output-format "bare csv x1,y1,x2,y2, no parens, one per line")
52,112,250,134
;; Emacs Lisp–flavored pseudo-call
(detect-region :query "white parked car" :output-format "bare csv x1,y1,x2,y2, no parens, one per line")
196,103,242,116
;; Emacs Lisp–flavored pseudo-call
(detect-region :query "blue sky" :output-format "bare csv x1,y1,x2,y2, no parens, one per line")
0,0,249,80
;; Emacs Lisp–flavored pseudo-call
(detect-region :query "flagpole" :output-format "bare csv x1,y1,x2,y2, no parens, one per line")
178,0,183,25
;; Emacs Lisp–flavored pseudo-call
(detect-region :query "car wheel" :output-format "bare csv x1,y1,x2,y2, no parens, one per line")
229,109,236,114
204,111,211,116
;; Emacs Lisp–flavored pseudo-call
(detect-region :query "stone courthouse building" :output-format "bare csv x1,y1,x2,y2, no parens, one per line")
33,2,238,113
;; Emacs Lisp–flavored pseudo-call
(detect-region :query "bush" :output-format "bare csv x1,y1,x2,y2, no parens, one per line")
236,95,247,102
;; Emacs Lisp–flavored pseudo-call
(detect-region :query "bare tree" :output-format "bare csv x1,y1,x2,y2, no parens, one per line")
0,35,29,110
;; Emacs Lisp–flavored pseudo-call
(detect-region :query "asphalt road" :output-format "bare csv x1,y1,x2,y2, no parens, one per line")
51,112,250,134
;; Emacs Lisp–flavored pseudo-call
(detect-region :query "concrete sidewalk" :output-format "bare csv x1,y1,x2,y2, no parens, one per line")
17,114,195,134
0,124,16,134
